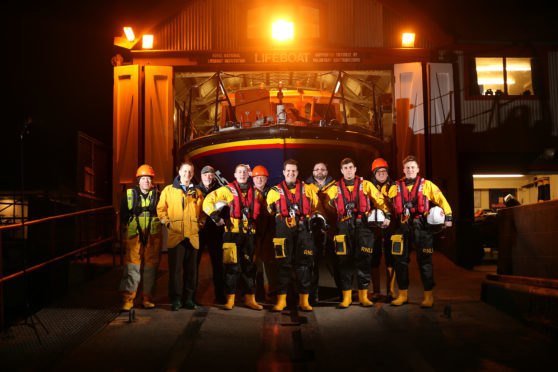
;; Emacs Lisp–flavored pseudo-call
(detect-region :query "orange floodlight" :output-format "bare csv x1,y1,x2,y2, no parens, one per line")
123,27,135,42
402,33,415,48
142,35,154,49
272,20,294,41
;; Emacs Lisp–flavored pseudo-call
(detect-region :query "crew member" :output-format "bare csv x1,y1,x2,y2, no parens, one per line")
267,159,320,312
326,158,390,308
203,164,262,311
196,165,226,304
370,158,397,300
119,164,163,311
305,162,337,304
389,155,452,308
157,161,205,311
252,165,277,302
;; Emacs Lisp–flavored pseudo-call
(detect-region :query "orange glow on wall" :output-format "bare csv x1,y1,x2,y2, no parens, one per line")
123,27,135,41
402,33,415,48
272,20,294,41
142,35,154,49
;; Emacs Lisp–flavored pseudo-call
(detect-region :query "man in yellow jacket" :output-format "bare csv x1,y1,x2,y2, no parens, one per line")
202,164,262,311
266,159,320,312
388,155,452,308
119,164,163,311
157,161,205,311
326,158,391,308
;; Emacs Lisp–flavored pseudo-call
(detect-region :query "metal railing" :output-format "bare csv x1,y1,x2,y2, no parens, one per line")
0,206,118,330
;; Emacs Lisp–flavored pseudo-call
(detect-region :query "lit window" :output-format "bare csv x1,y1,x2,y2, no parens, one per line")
474,57,533,96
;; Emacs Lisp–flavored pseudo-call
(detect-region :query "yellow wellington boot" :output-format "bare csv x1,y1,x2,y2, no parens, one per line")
386,267,396,299
223,294,235,310
121,291,136,312
245,294,263,310
142,295,155,309
298,294,313,311
338,290,352,309
390,289,408,306
420,291,434,308
370,268,381,301
358,289,373,307
272,294,287,312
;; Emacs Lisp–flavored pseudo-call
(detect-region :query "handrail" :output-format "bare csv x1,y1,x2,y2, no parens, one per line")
0,205,114,231
0,205,117,331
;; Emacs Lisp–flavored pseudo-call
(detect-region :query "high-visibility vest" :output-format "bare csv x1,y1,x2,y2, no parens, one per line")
227,181,260,221
126,188,161,238
334,176,370,219
393,178,429,216
274,181,311,218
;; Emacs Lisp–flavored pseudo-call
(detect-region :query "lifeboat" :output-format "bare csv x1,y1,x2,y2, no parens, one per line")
177,70,391,184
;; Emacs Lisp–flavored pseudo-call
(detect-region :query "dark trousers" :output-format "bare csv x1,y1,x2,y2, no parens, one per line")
371,228,394,269
274,217,314,295
198,230,225,299
334,221,374,291
310,229,340,297
392,217,435,291
223,232,257,295
168,238,198,302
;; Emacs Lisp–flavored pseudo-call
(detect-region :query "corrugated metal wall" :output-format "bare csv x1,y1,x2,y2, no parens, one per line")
549,52,558,136
149,0,409,51
154,0,212,51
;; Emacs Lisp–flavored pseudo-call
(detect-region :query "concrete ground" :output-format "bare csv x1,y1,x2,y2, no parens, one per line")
2,251,557,372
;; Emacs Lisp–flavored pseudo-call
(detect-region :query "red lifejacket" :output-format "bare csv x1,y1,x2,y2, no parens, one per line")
334,176,370,218
228,181,260,221
393,178,429,216
274,181,312,218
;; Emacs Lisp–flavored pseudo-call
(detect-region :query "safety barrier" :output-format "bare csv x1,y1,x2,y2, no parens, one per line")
0,206,118,330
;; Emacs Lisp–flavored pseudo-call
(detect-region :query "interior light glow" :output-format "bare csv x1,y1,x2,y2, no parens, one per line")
402,33,415,48
142,35,154,49
123,27,135,42
476,65,531,72
477,78,515,85
334,81,341,93
473,174,524,178
272,20,294,41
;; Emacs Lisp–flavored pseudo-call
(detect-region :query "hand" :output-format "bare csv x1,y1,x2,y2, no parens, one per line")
444,221,452,228
381,218,390,229
216,218,225,226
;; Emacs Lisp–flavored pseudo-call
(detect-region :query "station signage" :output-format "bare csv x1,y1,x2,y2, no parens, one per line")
205,51,361,64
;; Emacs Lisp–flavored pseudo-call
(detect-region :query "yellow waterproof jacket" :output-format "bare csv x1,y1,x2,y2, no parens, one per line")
387,179,452,217
202,184,256,233
306,178,337,235
266,181,321,216
157,176,205,249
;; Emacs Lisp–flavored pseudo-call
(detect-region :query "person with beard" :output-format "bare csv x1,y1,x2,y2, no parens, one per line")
251,165,277,302
305,162,338,304
388,155,452,308
326,158,390,308
157,161,205,311
266,159,320,312
196,165,226,304
369,158,397,301
203,164,262,311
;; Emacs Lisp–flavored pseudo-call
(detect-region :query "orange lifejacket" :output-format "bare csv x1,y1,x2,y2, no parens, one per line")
393,178,429,216
275,181,311,218
334,176,370,219
228,181,260,221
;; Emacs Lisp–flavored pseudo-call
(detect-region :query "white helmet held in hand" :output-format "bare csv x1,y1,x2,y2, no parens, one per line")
214,200,229,212
427,206,445,225
368,209,385,224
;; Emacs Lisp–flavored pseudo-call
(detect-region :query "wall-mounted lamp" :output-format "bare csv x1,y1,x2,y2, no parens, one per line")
142,35,154,49
402,33,415,48
272,20,294,41
123,27,135,42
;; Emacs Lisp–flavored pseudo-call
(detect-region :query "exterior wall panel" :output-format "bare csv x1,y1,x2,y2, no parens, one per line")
549,51,558,136
354,0,383,47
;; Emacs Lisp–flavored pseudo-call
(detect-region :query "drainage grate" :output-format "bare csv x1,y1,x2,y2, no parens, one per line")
0,306,119,370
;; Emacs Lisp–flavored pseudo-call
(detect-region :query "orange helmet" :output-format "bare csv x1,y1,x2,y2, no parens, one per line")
371,158,389,173
252,165,269,177
136,164,155,178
